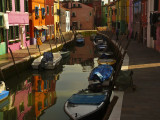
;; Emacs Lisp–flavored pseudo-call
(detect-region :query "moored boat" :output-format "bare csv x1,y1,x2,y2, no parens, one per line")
64,88,110,120
88,64,114,86
32,52,62,70
0,81,9,102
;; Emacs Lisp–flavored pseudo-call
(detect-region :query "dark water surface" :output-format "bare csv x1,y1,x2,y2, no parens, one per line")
1,36,101,120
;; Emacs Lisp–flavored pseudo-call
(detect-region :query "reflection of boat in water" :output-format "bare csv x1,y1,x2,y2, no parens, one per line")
76,34,85,45
0,81,9,102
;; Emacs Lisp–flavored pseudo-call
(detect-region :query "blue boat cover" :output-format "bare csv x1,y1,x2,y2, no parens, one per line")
68,94,106,105
0,91,9,101
89,65,113,83
43,52,53,62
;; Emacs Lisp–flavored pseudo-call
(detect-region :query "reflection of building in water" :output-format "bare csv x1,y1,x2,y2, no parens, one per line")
29,73,57,119
0,79,32,120
69,36,95,70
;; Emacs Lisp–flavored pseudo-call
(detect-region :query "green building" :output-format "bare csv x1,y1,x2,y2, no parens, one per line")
101,3,107,26
0,0,8,55
115,0,127,34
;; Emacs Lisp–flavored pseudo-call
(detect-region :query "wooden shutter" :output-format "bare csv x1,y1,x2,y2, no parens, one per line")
4,29,7,42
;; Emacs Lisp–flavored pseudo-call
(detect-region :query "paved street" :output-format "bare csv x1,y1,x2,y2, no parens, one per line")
120,39,160,120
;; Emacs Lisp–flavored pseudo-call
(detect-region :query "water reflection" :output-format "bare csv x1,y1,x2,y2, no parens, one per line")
0,35,98,120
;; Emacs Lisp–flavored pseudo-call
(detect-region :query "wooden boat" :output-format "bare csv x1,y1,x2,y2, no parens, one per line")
0,81,9,102
97,59,116,66
64,88,110,120
32,52,62,70
88,64,114,87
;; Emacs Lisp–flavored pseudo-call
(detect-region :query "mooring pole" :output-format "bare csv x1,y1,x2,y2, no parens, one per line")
49,39,53,52
8,47,19,77
37,45,41,56
25,42,31,59
55,37,58,51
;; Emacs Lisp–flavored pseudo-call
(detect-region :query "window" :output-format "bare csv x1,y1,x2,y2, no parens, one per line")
73,4,76,8
52,25,54,34
0,1,3,12
90,12,92,16
15,26,19,39
8,26,14,40
0,16,3,27
52,6,54,15
6,0,12,11
42,8,45,16
25,25,30,36
35,6,39,18
15,0,20,11
78,4,81,8
72,12,76,17
154,0,159,11
47,6,49,15
24,0,29,12
0,28,4,42
115,9,117,15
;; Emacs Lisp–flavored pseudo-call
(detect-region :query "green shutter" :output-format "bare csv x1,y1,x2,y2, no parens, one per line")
4,29,7,42
26,0,28,12
10,0,12,11
15,0,17,11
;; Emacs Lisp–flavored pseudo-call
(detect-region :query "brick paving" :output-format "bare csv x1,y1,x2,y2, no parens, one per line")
120,39,160,120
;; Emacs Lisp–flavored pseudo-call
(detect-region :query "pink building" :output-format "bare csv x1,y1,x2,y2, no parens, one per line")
7,0,29,52
63,1,94,30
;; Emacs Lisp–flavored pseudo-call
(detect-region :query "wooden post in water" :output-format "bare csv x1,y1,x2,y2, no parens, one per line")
37,45,41,56
8,47,19,77
25,42,31,59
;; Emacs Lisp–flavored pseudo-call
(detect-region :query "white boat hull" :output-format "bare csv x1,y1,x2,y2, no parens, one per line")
32,52,62,70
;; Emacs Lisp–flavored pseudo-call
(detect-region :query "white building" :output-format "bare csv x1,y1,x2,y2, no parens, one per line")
60,6,70,32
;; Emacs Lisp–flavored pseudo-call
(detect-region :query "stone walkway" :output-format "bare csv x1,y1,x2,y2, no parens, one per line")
120,39,160,120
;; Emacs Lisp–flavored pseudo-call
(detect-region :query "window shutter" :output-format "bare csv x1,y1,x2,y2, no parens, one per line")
14,26,16,39
38,7,39,15
4,29,7,42
24,0,26,12
9,0,12,11
26,0,28,12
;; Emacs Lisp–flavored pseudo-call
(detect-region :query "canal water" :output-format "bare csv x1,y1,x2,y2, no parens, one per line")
1,36,102,120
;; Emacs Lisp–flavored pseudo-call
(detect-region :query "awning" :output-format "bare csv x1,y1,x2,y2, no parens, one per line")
35,26,42,30
42,25,48,30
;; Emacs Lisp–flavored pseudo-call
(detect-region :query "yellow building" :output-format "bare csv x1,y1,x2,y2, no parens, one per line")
54,0,60,38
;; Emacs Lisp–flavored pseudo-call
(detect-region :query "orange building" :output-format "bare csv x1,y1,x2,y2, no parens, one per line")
28,0,48,45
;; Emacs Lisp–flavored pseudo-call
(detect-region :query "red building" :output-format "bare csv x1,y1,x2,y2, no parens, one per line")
45,0,55,40
62,1,94,30
80,0,102,27
141,0,148,45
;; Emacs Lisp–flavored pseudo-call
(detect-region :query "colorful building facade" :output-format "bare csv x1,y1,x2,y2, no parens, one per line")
6,0,29,52
101,2,107,26
0,0,8,55
60,6,70,32
45,0,55,40
128,0,133,37
28,0,47,45
116,0,127,34
67,1,94,30
54,0,60,38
